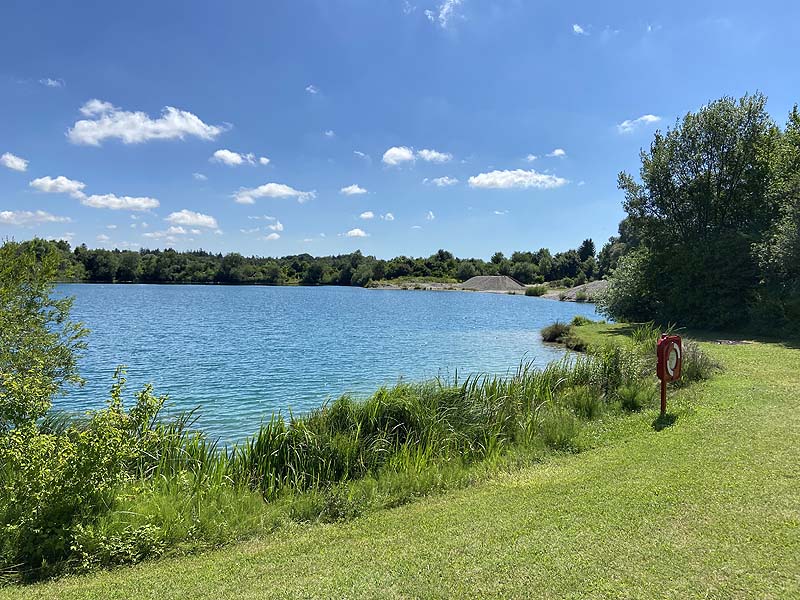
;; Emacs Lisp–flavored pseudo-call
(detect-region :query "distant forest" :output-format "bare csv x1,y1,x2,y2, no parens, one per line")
21,236,622,287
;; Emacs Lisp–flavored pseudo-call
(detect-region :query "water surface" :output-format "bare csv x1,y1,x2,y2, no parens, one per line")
56,284,602,442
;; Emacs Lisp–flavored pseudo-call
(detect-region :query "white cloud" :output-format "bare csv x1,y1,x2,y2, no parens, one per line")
211,149,258,166
345,228,368,238
572,24,587,35
82,194,160,211
340,183,367,195
425,0,463,28
493,210,509,215
1,152,28,172
411,225,422,230
165,209,218,229
525,154,538,162
426,210,435,221
29,175,86,197
240,227,260,234
39,77,64,88
68,99,224,146
267,220,284,232
107,224,117,229
354,150,369,160
96,234,111,242
305,84,319,94
247,215,277,221
264,233,281,241
417,148,452,163
468,168,568,189
430,176,458,187
259,156,270,165
0,210,71,226
547,148,567,158
324,130,335,138
360,211,375,220
234,183,316,204
193,172,208,181
381,212,395,221
382,146,415,166
617,114,661,134
143,225,191,241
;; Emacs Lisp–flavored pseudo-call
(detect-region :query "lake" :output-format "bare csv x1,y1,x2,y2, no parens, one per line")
55,284,603,443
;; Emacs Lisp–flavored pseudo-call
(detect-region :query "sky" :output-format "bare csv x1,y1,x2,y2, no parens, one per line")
1,0,799,260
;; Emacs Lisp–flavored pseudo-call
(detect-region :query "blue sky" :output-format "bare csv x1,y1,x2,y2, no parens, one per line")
1,0,798,259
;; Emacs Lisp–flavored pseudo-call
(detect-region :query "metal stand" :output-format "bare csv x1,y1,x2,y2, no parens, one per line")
660,378,667,417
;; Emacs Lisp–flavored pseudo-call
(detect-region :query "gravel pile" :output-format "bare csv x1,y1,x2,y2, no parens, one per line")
459,275,526,292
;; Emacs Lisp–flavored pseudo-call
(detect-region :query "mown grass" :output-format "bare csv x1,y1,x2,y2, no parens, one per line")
7,327,798,598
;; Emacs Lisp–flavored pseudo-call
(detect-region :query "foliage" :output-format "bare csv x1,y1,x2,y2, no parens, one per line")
0,241,88,430
540,322,570,343
524,285,547,297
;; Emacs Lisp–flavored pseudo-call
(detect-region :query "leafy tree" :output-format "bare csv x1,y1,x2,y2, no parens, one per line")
577,239,595,262
0,241,87,430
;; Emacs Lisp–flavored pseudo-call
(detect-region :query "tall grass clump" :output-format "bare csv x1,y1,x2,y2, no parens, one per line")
541,322,570,343
525,285,547,297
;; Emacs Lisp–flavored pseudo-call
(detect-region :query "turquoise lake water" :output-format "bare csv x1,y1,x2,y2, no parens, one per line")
55,284,603,443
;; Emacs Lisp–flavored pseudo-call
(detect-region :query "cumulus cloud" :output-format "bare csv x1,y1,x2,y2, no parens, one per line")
143,226,192,242
345,228,368,238
0,210,71,226
381,212,395,221
572,24,587,35
425,0,463,28
468,168,568,189
211,149,268,166
430,176,458,187
67,99,224,146
493,210,509,215
1,152,28,172
193,172,208,181
525,154,538,162
324,130,335,138
29,175,86,197
82,194,160,211
353,150,369,160
39,77,65,88
266,220,284,232
165,209,218,229
264,233,281,241
617,114,661,134
426,210,435,221
382,146,415,166
305,84,319,94
96,234,111,242
547,148,567,158
360,211,374,220
417,148,452,163
340,183,367,195
234,183,316,204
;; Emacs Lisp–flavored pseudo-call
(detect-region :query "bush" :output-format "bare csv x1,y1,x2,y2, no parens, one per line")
616,381,655,412
525,285,547,297
541,322,570,343
571,315,595,327
677,340,722,386
562,277,575,288
562,332,587,352
538,407,580,451
564,386,604,420
575,291,589,303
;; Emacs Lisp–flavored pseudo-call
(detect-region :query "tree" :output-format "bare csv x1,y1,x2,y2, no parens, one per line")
608,93,779,327
0,241,88,430
457,261,477,282
577,239,595,262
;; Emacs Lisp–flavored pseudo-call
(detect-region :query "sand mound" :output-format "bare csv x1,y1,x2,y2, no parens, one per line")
459,275,526,292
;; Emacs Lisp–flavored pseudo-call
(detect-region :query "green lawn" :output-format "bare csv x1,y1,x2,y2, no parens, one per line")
6,327,800,599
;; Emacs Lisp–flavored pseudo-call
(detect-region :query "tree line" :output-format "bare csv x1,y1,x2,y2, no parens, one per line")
22,238,604,288
600,92,800,332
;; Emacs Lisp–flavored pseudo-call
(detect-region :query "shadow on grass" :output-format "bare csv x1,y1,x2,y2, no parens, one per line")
652,413,677,431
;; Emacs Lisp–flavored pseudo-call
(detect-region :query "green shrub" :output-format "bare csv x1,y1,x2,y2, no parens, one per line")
563,332,587,352
563,386,604,420
571,315,595,327
575,291,589,303
616,381,655,412
677,340,722,386
525,285,547,297
538,407,580,451
541,322,570,343
562,277,575,288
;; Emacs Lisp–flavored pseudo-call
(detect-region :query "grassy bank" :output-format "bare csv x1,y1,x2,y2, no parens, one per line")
2,323,707,584
6,325,796,597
